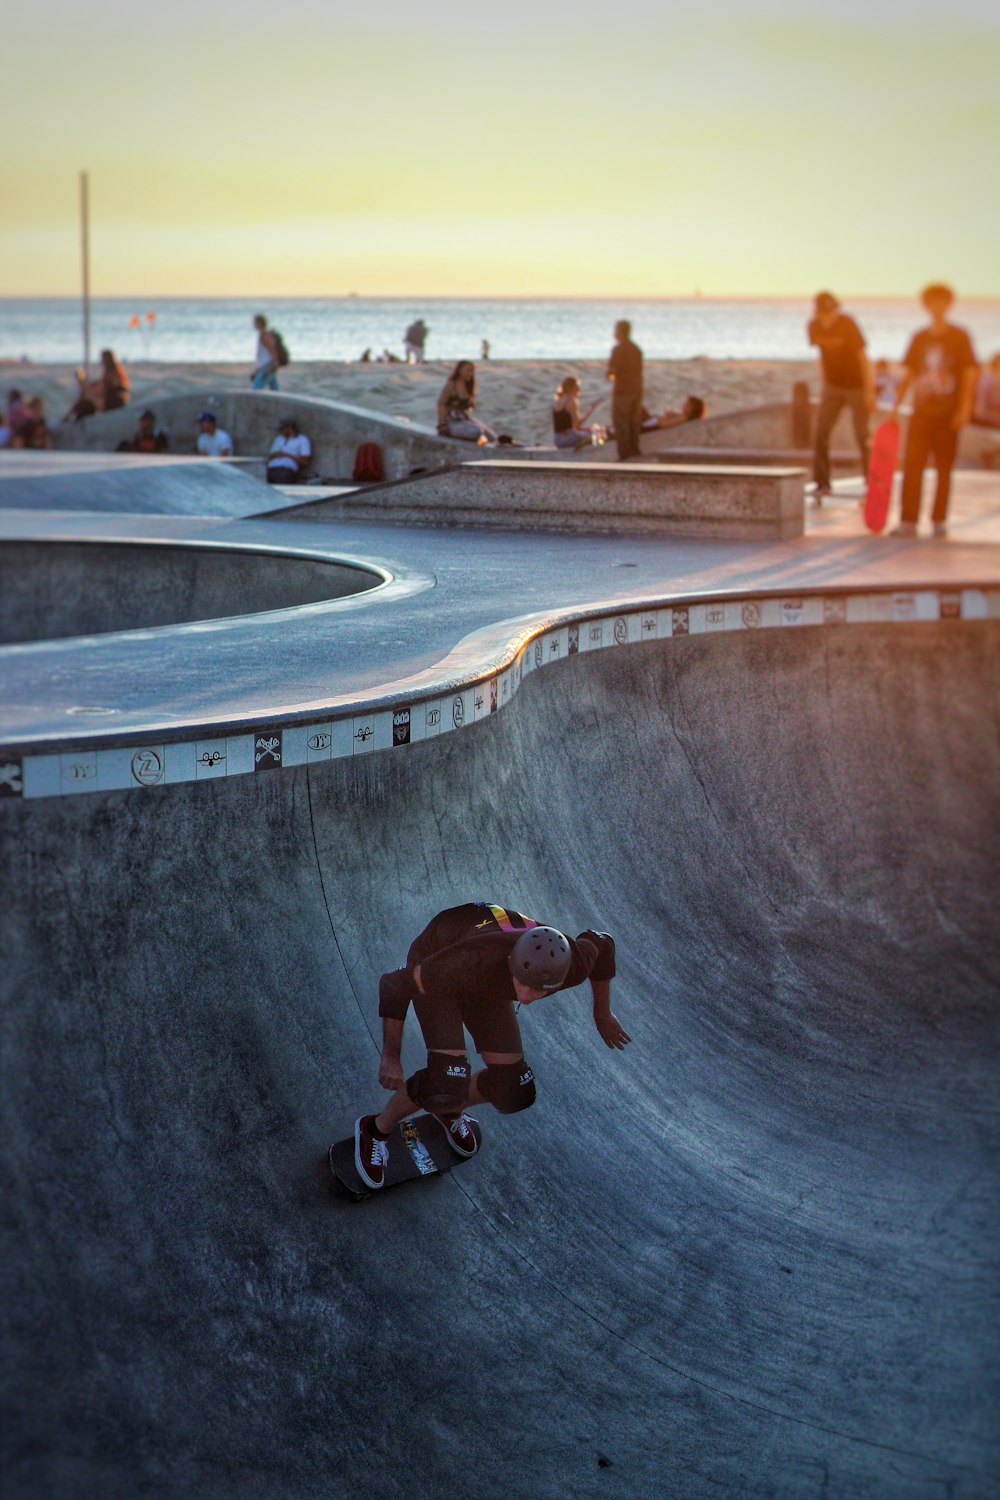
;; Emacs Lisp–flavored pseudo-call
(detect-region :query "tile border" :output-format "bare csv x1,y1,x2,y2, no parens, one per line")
2,585,997,802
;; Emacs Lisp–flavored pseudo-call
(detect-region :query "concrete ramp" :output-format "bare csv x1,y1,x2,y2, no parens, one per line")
0,452,286,517
2,623,998,1498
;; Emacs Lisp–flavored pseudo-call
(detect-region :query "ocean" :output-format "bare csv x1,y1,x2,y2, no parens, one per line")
2,297,999,367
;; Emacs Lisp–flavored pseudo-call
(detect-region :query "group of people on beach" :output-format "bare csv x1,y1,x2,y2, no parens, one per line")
432,321,707,458
807,283,986,537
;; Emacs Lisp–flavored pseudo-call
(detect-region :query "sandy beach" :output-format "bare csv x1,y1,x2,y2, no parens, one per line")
3,358,819,448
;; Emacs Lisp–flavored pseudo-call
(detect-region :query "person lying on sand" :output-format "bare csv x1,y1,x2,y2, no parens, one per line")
641,395,706,431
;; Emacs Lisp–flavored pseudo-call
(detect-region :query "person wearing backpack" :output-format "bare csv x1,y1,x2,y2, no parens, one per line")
251,313,287,391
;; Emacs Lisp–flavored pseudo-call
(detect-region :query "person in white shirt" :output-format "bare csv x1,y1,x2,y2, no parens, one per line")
266,417,312,484
195,411,233,457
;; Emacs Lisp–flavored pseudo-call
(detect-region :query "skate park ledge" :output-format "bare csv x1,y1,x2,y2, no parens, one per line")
279,459,807,539
2,581,997,801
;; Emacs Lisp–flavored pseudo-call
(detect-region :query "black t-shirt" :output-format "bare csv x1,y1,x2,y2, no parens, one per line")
380,901,616,1019
903,323,978,419
807,313,866,389
608,340,643,399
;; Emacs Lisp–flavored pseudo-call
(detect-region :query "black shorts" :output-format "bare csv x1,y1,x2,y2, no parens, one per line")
412,989,523,1057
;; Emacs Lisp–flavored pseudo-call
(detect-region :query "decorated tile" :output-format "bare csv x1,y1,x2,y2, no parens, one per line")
58,752,101,794
195,739,229,778
704,602,727,632
252,729,283,772
583,618,605,651
822,597,848,626
352,714,376,753
0,757,24,798
391,707,412,746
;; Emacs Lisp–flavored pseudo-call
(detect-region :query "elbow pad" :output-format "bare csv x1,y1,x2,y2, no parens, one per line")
378,967,415,1020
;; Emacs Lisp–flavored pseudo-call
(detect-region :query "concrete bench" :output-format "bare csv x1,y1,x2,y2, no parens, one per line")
290,459,806,540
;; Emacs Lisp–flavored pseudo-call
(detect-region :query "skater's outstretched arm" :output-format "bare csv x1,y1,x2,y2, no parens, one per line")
590,978,631,1051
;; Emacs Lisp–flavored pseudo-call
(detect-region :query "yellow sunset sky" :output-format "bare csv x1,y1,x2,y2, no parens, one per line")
1,0,998,297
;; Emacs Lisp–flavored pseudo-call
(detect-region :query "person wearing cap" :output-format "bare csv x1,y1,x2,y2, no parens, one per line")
807,291,874,504
195,411,233,458
265,416,312,484
117,409,169,454
354,902,627,1189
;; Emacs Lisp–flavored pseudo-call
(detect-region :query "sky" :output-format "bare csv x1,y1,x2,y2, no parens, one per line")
1,0,998,298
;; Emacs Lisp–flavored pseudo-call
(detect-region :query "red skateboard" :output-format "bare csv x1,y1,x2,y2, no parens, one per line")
864,418,901,533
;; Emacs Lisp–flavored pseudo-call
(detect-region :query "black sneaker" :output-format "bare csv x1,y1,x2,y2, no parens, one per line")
355,1115,389,1189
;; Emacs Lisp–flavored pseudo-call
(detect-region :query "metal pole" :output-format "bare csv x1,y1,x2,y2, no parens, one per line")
80,170,91,368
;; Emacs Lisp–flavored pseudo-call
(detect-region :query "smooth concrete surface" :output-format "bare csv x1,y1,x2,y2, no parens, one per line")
3,472,1000,753
0,539,378,645
49,388,470,478
0,451,297,517
2,626,998,1500
588,402,998,468
288,458,808,540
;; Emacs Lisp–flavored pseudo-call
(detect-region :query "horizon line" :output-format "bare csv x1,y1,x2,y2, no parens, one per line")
3,291,1000,305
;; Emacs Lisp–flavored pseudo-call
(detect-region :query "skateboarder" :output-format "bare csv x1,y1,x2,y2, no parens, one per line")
807,291,874,505
355,902,627,1189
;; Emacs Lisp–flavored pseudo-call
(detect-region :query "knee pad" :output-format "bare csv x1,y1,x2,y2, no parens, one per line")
478,1059,536,1115
407,1052,470,1114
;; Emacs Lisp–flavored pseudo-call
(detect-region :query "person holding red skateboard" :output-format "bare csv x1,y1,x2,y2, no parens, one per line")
355,902,628,1190
890,284,979,539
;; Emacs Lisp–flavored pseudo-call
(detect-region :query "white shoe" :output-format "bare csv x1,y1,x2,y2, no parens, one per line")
888,521,917,538
932,522,948,539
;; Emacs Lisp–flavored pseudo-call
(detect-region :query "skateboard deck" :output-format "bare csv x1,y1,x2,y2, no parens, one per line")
329,1113,483,1201
864,418,901,533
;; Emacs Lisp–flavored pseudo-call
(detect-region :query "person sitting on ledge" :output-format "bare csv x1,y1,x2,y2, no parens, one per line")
266,416,312,484
117,409,169,453
97,348,130,411
437,361,498,443
195,411,233,457
552,376,602,449
62,366,103,423
641,394,707,431
13,396,54,450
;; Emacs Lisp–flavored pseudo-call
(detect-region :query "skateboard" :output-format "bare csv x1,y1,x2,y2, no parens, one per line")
329,1113,483,1201
864,418,901,533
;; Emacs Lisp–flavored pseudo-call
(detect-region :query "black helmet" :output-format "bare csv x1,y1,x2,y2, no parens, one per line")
508,927,571,991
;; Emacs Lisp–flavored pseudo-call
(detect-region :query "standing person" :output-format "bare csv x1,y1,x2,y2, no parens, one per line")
436,361,498,443
354,901,629,1190
403,318,428,363
890,284,979,539
606,320,643,461
251,314,281,391
97,349,130,411
807,291,873,505
195,411,233,457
